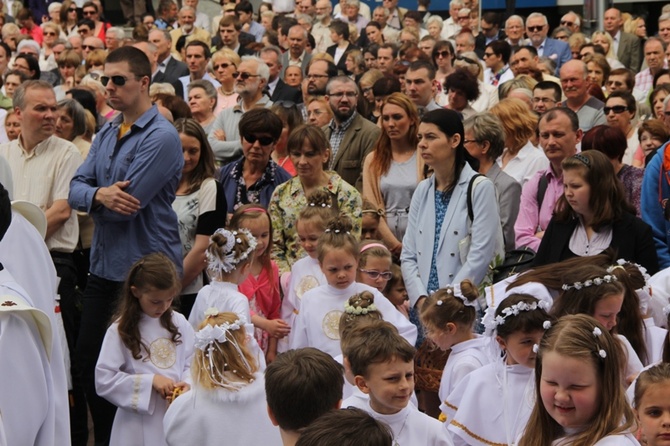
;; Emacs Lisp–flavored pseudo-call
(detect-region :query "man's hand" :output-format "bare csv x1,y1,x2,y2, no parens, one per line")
94,180,140,215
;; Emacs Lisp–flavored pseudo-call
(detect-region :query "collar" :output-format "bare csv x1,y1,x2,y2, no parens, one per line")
17,134,53,158
329,110,357,132
287,171,340,197
232,94,271,113
290,50,305,62
614,30,621,41
110,104,159,130
159,54,172,67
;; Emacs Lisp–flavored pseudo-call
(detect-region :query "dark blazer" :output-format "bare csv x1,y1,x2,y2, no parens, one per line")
152,70,166,84
533,212,659,275
539,37,572,75
160,57,189,85
474,30,506,59
280,51,312,78
617,32,642,73
326,42,358,75
270,79,303,103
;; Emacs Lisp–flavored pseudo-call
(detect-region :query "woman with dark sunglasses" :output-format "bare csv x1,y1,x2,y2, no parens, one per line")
432,40,454,87
59,0,80,37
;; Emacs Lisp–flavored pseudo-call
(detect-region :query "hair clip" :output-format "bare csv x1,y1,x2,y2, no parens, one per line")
359,243,389,254
543,320,552,330
663,304,670,317
309,202,331,208
207,228,257,274
532,344,539,353
344,302,378,315
561,274,617,291
573,153,590,167
487,300,550,329
592,326,607,358
242,207,267,214
204,307,220,318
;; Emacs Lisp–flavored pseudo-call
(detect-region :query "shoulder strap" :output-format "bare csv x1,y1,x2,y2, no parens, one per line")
467,174,484,222
537,174,549,210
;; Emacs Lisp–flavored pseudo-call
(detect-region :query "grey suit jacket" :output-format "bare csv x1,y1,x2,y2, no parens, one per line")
280,51,312,78
485,163,521,252
617,32,642,73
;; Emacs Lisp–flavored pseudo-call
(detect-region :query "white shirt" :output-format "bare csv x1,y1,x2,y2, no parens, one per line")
364,403,453,446
189,281,251,330
496,140,550,187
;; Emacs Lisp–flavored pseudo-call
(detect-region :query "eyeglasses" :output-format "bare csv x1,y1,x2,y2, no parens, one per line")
307,73,329,80
603,105,629,114
100,75,135,87
462,139,479,144
455,55,478,65
82,45,101,50
527,25,544,32
329,91,357,99
83,10,96,15
560,20,574,26
483,52,495,58
233,71,260,80
457,16,469,20
213,62,234,70
436,50,451,59
362,86,373,94
68,7,77,12
359,269,393,280
44,32,57,36
244,134,274,145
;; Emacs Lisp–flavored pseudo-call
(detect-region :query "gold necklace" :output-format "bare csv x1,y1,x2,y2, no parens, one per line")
220,86,234,96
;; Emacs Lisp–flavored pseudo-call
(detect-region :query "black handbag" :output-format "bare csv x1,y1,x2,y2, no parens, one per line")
491,248,536,283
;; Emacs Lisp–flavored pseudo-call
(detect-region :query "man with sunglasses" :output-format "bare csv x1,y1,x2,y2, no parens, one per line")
560,11,581,34
209,55,272,163
525,12,571,75
69,46,184,445
474,12,505,59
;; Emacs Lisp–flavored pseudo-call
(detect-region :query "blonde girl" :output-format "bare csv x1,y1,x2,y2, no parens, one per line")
289,214,417,357
519,314,638,446
164,310,281,445
188,227,257,329
357,241,393,293
633,363,670,446
280,190,335,352
230,204,288,363
95,253,195,446
419,281,491,420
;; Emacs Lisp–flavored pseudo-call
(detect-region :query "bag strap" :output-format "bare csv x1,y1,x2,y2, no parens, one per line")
537,174,549,210
467,174,485,222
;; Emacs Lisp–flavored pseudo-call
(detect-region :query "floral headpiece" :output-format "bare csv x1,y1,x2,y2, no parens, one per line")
592,326,607,359
206,228,257,275
663,304,670,318
344,301,378,315
308,202,331,208
194,308,253,390
561,274,617,291
324,228,351,234
435,285,476,308
487,300,551,330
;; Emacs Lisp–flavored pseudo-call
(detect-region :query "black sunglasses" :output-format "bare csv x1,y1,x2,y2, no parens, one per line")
244,134,274,145
527,25,544,32
455,55,478,65
234,71,260,80
603,105,629,114
560,21,574,26
101,75,133,86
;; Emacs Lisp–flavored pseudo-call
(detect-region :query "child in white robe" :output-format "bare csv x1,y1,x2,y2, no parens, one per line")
189,227,256,329
418,281,491,420
348,319,453,446
633,363,670,446
279,189,333,352
289,214,417,358
95,253,195,446
446,294,554,446
163,310,281,445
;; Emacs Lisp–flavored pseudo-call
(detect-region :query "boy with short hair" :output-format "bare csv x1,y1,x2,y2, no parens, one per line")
265,347,344,446
295,407,393,446
347,320,453,445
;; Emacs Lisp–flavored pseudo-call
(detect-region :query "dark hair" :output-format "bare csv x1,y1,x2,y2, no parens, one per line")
609,68,635,91
516,45,538,57
57,98,88,140
329,19,349,40
308,58,338,78
295,407,393,446
606,90,636,114
444,67,480,102
554,150,635,229
379,42,398,58
234,0,254,15
115,253,182,360
407,59,436,80
581,124,627,162
185,39,211,59
344,319,415,377
106,46,151,79
238,107,283,142
654,68,670,87
0,182,10,241
487,40,512,64
15,54,40,80
371,75,401,97
494,294,553,339
173,118,216,193
539,107,579,132
265,348,344,431
420,108,479,191
154,93,192,120
77,18,95,30
533,80,562,102
67,88,98,125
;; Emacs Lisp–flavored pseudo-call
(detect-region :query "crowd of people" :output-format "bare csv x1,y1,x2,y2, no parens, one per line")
5,0,670,445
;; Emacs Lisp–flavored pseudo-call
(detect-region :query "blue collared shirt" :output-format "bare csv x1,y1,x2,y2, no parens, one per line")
68,105,184,281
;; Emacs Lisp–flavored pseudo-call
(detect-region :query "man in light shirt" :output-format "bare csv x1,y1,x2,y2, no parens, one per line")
312,0,334,53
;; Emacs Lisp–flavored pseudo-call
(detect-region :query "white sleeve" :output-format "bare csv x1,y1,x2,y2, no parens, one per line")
289,298,309,350
189,287,210,330
95,325,156,415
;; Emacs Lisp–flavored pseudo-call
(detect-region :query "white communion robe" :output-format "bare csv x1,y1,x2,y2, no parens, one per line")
163,373,282,446
95,312,195,446
365,402,454,446
289,282,418,358
643,317,667,365
553,432,640,445
0,268,57,446
446,363,535,446
189,281,251,330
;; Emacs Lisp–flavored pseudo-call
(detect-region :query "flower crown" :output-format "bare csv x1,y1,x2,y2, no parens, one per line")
561,274,617,291
487,299,551,330
206,228,257,275
533,324,607,359
324,228,351,234
309,202,331,208
607,259,651,293
435,285,476,308
344,301,378,315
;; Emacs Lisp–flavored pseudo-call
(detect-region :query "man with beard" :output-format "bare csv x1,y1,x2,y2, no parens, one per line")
305,59,337,96
322,76,380,191
169,6,211,55
208,55,271,163
525,12,571,75
312,0,334,53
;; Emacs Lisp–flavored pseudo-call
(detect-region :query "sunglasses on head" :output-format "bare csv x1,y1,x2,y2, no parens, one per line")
244,134,274,145
604,105,629,114
101,75,133,86
455,55,478,65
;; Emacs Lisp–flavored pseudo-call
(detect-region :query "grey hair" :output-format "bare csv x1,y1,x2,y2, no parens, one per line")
57,98,87,138
48,2,62,13
241,55,270,82
13,80,53,110
180,5,195,14
463,112,506,160
506,15,524,28
526,12,548,27
426,15,443,28
372,6,389,19
660,13,670,23
344,0,359,7
564,11,581,27
260,45,283,60
295,13,314,25
107,27,126,40
450,0,464,8
188,79,217,100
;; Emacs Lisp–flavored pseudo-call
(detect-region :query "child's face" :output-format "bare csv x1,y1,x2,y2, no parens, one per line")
132,286,174,318
357,256,392,292
563,168,591,219
424,323,457,351
361,214,380,240
240,215,271,258
635,381,670,446
297,219,322,259
320,248,357,289
592,292,624,332
357,356,414,415
386,280,408,307
640,131,664,154
540,351,599,430
496,329,544,369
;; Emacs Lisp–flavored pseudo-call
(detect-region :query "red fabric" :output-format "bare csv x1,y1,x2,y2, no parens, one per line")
20,26,43,45
238,261,281,320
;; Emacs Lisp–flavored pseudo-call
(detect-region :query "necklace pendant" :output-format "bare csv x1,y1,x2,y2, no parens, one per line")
393,441,399,446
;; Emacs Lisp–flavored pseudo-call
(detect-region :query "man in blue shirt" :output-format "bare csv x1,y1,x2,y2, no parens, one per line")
68,46,183,446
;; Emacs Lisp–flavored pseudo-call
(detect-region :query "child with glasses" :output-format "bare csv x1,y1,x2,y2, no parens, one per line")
357,241,393,293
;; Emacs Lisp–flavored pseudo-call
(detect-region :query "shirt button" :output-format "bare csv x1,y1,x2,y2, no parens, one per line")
454,230,458,235
449,274,454,277
450,253,455,257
